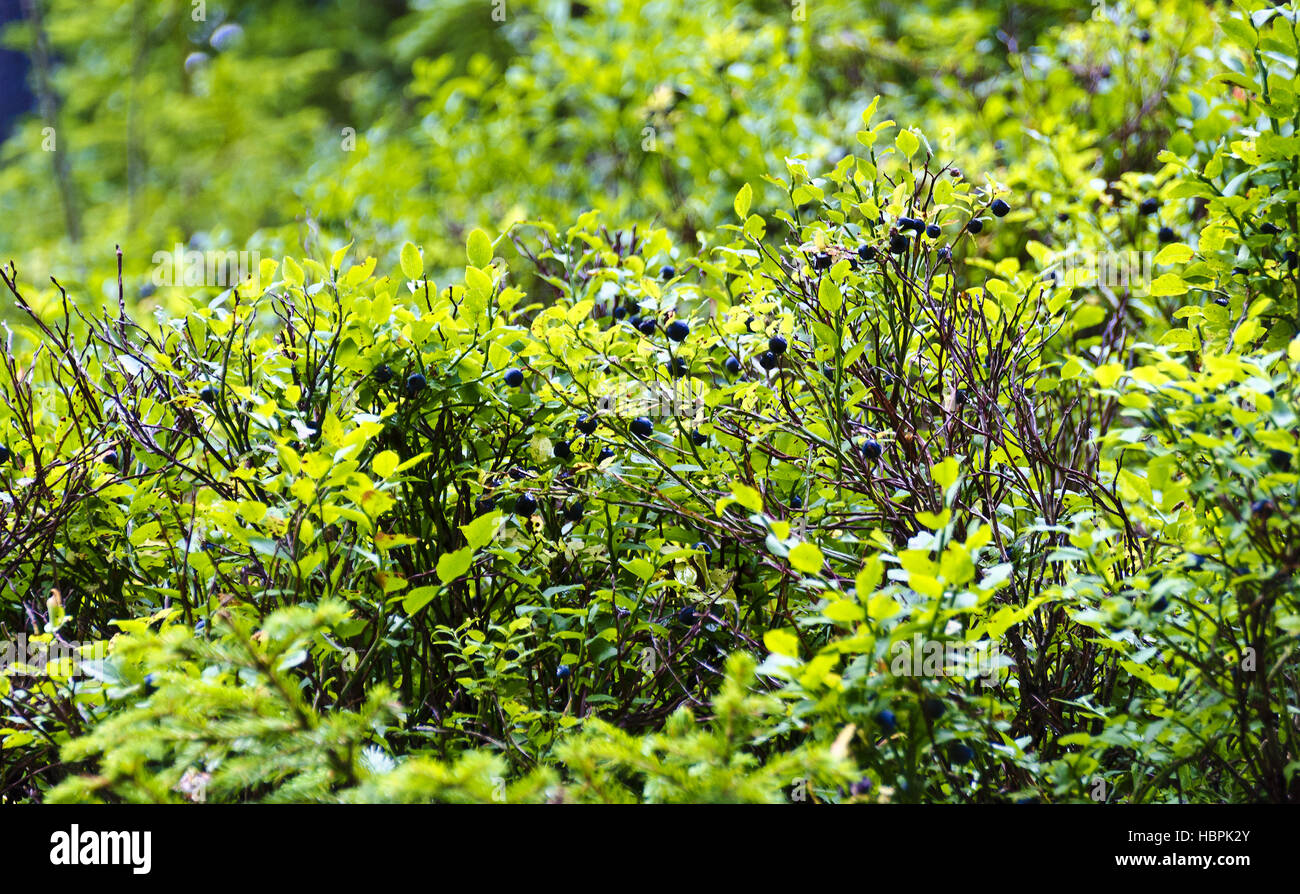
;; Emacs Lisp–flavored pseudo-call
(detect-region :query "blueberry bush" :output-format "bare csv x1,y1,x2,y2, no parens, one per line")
1,0,1298,803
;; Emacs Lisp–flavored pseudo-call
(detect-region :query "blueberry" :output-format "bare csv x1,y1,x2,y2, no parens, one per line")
937,247,952,262
968,219,984,234
768,334,788,355
475,496,496,516
850,778,872,796
1286,251,1298,270
857,244,877,261
597,447,615,463
955,388,968,406
667,356,689,378
563,501,584,523
630,416,654,438
1214,297,1230,307
1057,211,1069,223
990,198,1010,218
504,649,519,661
612,305,628,320
948,743,975,765
556,663,572,680
660,265,676,280
638,317,657,336
758,350,779,370
1252,499,1275,518
677,606,696,625
373,364,393,384
142,673,158,695
576,414,598,435
1138,197,1159,215
666,320,690,342
628,314,643,329
888,233,909,253
1269,449,1291,470
554,439,573,460
0,445,9,464
926,224,941,239
724,356,742,375
899,217,925,233
199,385,218,404
1151,595,1168,612
1261,222,1283,235
691,430,708,446
862,439,882,461
104,451,119,468
514,493,538,516
875,709,896,732
1138,28,1151,43
1157,226,1176,244
811,251,833,271
923,697,946,720
405,373,427,396
503,368,524,387
790,495,803,509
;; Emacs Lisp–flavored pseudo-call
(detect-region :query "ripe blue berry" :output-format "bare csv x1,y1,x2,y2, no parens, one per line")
514,493,538,516
758,351,779,370
875,709,896,732
597,446,615,463
968,219,984,234
1138,197,1159,215
372,365,392,384
638,317,657,336
666,320,690,341
503,368,524,387
564,501,584,523
990,198,1010,217
199,385,218,404
926,224,941,238
660,265,676,280
889,232,910,253
862,439,882,461
949,743,975,765
556,663,572,679
630,416,654,438
811,251,833,271
405,373,427,396
553,440,572,460
768,334,787,355
576,414,598,435
724,356,742,375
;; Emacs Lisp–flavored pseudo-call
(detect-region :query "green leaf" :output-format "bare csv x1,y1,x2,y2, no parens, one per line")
467,229,493,268
403,586,439,616
460,512,502,551
896,128,920,160
436,547,475,584
764,628,800,658
372,450,399,479
788,541,824,574
734,182,753,220
400,242,424,281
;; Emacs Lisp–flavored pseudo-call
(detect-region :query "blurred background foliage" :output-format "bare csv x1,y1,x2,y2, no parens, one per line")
0,0,1123,303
